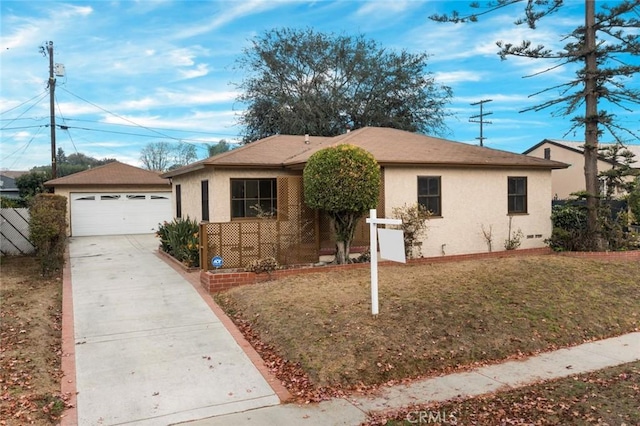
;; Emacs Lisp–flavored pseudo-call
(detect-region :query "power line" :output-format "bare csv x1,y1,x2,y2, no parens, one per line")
58,118,242,138
55,92,80,156
49,124,219,144
0,117,49,122
0,92,49,131
56,86,241,153
0,125,48,130
0,91,48,116
58,86,185,142
4,126,44,169
1,123,231,146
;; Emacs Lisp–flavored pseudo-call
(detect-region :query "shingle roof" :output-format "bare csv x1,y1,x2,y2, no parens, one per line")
0,171,29,179
45,161,170,187
162,134,333,177
545,139,640,160
523,139,640,167
284,127,568,169
163,127,568,178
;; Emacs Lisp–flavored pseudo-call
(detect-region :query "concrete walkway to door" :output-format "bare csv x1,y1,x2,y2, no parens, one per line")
67,234,279,425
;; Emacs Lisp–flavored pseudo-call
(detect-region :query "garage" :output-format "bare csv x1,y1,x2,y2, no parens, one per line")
44,161,173,237
71,192,172,236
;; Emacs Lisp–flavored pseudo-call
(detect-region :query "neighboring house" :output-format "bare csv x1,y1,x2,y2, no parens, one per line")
164,127,567,261
45,161,172,237
524,139,640,200
0,171,28,199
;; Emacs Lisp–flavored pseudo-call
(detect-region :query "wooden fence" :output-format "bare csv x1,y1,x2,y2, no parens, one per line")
198,175,375,270
0,208,35,255
199,176,318,270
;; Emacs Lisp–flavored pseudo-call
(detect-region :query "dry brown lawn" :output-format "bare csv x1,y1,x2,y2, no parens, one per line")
0,256,65,425
215,255,640,391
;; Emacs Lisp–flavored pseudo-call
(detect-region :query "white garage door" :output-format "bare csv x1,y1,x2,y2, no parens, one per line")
71,192,172,237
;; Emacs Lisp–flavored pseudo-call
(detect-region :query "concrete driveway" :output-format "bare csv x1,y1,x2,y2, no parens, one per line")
69,234,279,425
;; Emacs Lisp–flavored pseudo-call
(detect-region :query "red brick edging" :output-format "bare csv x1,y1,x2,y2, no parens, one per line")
200,247,639,293
557,250,640,260
60,247,78,426
199,247,553,293
157,248,199,272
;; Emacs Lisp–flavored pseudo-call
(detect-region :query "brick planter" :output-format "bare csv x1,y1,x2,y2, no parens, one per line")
157,249,199,273
200,247,638,294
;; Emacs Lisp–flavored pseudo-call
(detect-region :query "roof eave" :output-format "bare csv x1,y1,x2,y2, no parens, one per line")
45,182,170,187
161,163,207,178
377,160,570,169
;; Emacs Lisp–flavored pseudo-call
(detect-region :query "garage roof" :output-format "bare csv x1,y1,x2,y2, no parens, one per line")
45,161,170,187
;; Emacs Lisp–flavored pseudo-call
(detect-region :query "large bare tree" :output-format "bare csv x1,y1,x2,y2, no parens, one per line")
432,0,640,250
140,142,198,172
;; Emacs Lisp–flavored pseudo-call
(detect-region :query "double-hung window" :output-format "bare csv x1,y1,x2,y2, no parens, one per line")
508,177,527,214
231,178,277,218
417,176,441,216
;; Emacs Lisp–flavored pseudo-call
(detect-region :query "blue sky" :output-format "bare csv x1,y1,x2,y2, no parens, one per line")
1,0,639,171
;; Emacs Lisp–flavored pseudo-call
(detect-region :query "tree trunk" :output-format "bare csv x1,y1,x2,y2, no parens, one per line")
583,0,603,250
331,213,358,264
335,240,347,264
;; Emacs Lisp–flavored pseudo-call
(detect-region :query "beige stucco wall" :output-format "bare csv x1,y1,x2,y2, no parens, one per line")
52,185,170,235
171,165,556,258
171,168,298,223
384,167,553,257
527,144,615,199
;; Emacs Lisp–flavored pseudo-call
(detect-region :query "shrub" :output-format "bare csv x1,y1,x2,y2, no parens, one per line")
156,217,199,267
504,228,524,250
1,196,25,208
245,257,278,274
547,200,637,251
29,194,67,275
547,202,591,251
391,203,431,258
156,221,171,253
504,215,524,251
303,144,381,264
628,177,640,225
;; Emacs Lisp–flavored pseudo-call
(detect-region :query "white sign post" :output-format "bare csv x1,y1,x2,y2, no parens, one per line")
366,208,404,315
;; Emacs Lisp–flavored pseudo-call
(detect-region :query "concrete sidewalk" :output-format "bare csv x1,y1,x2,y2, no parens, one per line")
68,234,280,426
183,332,640,426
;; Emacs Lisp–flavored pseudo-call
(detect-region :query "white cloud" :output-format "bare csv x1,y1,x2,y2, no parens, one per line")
100,109,238,133
455,93,532,104
433,71,483,84
167,48,197,67
155,89,239,105
356,0,417,17
89,43,211,79
118,97,159,110
0,23,41,52
7,130,32,140
178,63,209,80
0,4,93,53
173,0,285,40
57,4,93,18
56,101,108,116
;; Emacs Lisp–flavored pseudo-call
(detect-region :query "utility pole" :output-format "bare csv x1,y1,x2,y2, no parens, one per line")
42,41,57,179
469,99,493,147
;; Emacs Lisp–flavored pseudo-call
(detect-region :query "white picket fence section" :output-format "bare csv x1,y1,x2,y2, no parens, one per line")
0,208,35,255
